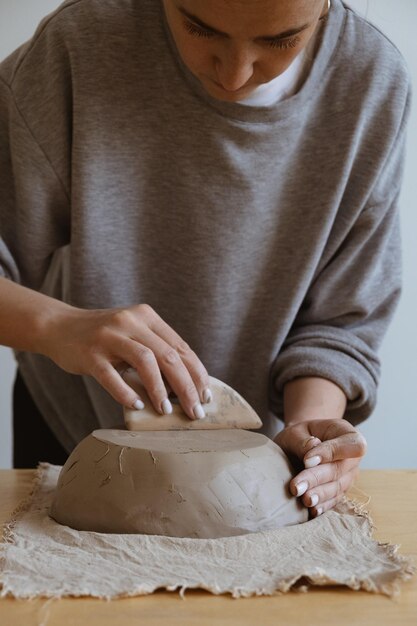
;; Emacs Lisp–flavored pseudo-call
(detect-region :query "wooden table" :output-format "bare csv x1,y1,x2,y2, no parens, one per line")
0,469,416,625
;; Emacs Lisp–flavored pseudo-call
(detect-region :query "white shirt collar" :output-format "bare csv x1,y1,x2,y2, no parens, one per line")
238,19,323,107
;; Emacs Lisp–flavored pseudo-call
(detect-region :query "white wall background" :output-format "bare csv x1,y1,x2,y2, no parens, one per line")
0,0,416,468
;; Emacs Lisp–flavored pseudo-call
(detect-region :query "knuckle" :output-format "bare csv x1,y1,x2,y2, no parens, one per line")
91,324,112,344
174,339,192,357
173,342,209,379
135,346,155,364
328,440,338,462
335,478,344,497
162,349,181,366
136,303,154,319
334,461,343,482
356,432,368,456
111,309,134,328
310,469,321,488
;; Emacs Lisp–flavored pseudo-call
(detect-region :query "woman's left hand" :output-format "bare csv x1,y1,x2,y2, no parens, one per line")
274,419,367,517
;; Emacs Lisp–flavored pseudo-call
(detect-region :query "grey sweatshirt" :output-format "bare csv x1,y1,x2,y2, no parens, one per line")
0,0,411,451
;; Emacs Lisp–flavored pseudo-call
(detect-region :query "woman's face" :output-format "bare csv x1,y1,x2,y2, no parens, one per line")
163,0,327,102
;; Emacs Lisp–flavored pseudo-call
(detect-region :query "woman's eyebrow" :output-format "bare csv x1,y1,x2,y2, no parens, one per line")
177,6,311,40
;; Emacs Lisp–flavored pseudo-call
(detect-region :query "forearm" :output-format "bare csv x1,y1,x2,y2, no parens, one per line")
0,276,73,354
283,376,347,426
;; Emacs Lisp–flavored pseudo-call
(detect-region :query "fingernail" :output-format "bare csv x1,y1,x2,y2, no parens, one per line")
202,388,212,404
132,398,145,410
193,403,206,419
295,481,308,497
161,398,173,415
316,507,323,516
309,493,319,507
304,455,321,469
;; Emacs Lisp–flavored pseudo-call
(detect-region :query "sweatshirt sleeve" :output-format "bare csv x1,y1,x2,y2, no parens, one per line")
0,21,71,291
270,74,412,426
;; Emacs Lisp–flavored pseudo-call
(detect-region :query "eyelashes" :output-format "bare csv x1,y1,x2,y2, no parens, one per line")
183,20,300,50
184,21,213,39
265,36,300,50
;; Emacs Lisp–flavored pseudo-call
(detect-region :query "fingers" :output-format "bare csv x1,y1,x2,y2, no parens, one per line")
110,304,210,419
278,419,366,463
290,457,359,497
91,360,147,410
143,305,211,405
275,419,366,517
290,459,360,518
303,431,367,468
310,495,343,518
122,329,207,420
300,466,359,518
118,339,175,414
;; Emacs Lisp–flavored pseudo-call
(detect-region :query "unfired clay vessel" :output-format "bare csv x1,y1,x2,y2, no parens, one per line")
50,429,308,538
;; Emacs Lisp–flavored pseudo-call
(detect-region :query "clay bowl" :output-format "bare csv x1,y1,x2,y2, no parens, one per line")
50,429,308,538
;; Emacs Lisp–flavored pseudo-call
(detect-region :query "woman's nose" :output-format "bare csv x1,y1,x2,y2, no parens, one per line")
214,48,255,92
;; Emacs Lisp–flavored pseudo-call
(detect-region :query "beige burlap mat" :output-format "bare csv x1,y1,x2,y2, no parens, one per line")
0,463,414,599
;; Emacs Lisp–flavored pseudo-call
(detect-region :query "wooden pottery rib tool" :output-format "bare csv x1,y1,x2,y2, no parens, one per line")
122,368,262,431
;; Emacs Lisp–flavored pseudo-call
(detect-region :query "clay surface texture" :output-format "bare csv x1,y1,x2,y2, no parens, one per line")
50,429,308,538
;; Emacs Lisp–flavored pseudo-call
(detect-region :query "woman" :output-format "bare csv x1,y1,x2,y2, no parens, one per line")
0,0,410,517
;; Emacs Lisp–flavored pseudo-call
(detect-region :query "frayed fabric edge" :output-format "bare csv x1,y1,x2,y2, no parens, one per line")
336,494,416,597
2,569,414,601
1,462,49,547
0,463,50,598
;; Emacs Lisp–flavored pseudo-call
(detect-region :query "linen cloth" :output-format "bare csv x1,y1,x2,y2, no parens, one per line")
0,464,414,599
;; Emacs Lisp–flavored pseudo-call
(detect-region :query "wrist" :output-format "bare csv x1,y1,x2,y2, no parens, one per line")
34,298,80,356
283,376,347,426
0,277,80,355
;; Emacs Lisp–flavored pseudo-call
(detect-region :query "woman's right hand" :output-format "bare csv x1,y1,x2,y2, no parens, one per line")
41,303,211,420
